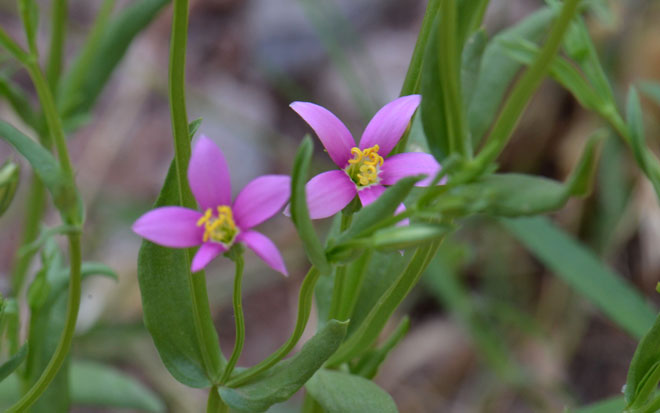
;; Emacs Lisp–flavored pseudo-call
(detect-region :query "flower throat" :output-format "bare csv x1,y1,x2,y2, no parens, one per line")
345,144,383,188
197,205,238,245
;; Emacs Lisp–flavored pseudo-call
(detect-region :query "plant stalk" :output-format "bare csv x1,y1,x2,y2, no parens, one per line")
221,254,245,383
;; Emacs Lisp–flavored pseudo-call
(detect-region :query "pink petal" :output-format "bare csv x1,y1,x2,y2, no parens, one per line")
191,242,226,272
238,230,288,276
357,185,385,207
359,95,421,157
132,207,203,247
381,152,442,186
233,175,291,229
188,135,232,211
395,203,410,227
290,102,355,168
305,170,357,219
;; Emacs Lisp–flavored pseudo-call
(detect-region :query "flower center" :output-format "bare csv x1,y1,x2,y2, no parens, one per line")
345,145,384,188
196,205,239,246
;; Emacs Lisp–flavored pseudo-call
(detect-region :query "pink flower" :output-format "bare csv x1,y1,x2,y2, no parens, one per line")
290,95,441,219
133,136,290,276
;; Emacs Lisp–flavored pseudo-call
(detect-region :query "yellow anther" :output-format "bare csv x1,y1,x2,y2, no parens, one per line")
345,145,383,188
196,205,238,245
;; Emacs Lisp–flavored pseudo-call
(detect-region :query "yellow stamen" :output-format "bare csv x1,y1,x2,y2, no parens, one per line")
197,206,238,245
345,145,383,188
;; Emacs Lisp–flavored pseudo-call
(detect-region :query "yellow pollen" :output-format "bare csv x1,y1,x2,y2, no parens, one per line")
346,145,383,187
197,206,238,245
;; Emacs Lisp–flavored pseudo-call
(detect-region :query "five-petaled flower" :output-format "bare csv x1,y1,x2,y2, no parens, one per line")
132,136,290,275
290,95,441,219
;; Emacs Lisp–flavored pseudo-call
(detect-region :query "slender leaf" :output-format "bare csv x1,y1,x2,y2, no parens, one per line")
59,0,169,119
290,136,330,274
18,0,39,54
625,313,660,408
573,396,626,413
219,320,348,412
306,369,398,413
502,216,656,339
460,29,487,111
468,7,556,146
0,344,27,383
137,161,210,388
0,120,74,211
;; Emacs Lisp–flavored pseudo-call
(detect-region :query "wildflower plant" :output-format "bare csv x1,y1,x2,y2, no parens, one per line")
0,0,658,412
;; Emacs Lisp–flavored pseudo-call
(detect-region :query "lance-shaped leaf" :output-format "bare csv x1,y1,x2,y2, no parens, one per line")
468,7,556,146
421,2,470,161
438,132,601,217
625,313,660,409
306,369,398,413
137,162,211,388
502,216,656,340
59,0,169,119
290,136,330,274
0,120,74,212
0,344,27,383
218,320,348,412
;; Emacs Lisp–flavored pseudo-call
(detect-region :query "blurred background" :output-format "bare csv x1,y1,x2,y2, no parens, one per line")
0,0,660,411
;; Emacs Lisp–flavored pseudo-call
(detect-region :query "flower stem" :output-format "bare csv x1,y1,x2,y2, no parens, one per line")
7,233,81,413
226,266,320,387
169,0,224,382
467,0,581,179
206,386,229,413
221,254,245,383
46,0,68,92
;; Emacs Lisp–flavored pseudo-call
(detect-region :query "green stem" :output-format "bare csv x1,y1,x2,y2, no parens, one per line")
221,254,245,383
7,234,81,413
46,0,68,92
10,174,46,295
302,392,323,413
227,267,320,387
393,0,441,155
206,386,229,413
328,213,353,320
468,0,581,178
169,0,223,382
25,61,74,181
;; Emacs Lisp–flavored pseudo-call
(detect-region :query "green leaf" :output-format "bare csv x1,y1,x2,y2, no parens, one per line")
59,0,169,119
627,88,649,175
468,7,556,146
334,176,421,246
290,136,330,274
501,216,656,339
501,38,604,113
0,161,19,216
421,2,469,161
0,344,27,383
306,369,398,413
25,243,71,412
0,74,42,132
371,224,449,251
441,133,601,217
219,320,348,412
328,242,442,366
0,360,164,412
137,161,211,388
625,313,660,408
70,361,165,412
347,251,409,337
18,0,39,54
0,120,75,212
460,29,487,111
27,269,50,311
